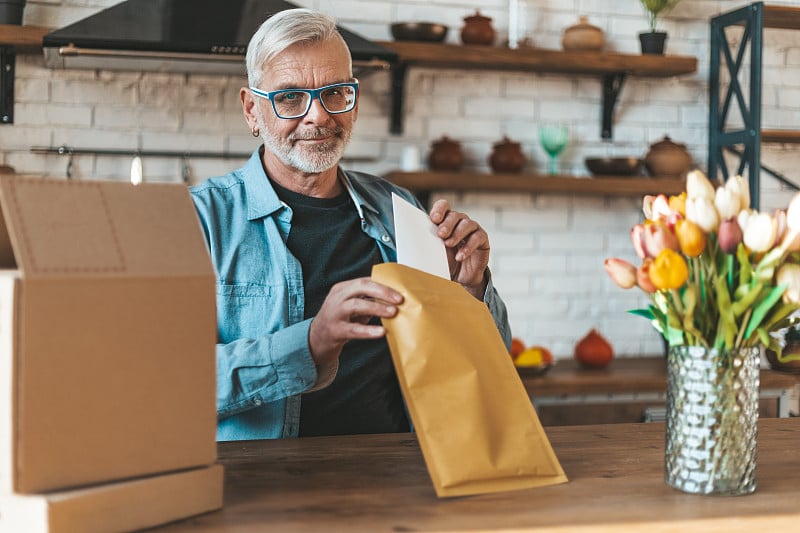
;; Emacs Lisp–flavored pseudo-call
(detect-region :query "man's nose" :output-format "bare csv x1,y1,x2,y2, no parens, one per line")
303,96,332,123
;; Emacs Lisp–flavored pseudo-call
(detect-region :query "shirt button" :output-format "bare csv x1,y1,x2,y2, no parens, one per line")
253,398,262,406
381,235,391,243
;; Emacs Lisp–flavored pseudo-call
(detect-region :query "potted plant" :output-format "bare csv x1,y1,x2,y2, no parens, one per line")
639,0,681,55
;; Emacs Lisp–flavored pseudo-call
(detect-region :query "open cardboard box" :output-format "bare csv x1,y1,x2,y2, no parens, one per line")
0,176,221,530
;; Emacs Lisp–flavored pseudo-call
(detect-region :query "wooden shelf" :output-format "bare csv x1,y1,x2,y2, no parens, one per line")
378,41,698,77
384,171,686,197
762,129,800,144
762,5,800,30
380,40,697,136
0,24,48,52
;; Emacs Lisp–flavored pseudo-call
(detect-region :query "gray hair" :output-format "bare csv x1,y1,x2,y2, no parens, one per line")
245,8,351,87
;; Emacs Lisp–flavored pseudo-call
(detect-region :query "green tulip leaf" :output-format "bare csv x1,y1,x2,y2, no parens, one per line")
744,284,788,339
731,282,764,317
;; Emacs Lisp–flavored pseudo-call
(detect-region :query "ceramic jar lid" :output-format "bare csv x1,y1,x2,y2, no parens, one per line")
562,16,604,52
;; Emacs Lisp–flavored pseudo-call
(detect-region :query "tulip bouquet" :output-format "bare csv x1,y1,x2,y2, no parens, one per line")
605,170,800,360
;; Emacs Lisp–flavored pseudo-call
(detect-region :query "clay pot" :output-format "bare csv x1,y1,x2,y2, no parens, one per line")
644,136,692,178
562,16,604,52
427,136,464,171
765,346,800,374
489,136,526,173
460,10,495,46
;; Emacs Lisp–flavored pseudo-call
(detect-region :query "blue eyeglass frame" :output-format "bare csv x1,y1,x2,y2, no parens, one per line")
249,80,359,119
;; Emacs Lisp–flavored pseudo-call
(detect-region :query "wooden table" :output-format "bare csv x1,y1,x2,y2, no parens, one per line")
152,418,800,532
520,357,798,425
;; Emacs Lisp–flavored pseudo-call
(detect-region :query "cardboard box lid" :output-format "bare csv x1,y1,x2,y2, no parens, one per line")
0,176,218,494
0,176,213,279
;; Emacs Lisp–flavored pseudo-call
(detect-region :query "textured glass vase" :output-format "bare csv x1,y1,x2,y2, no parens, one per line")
665,345,760,495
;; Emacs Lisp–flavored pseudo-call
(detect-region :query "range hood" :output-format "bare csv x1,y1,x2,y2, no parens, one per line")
42,0,396,75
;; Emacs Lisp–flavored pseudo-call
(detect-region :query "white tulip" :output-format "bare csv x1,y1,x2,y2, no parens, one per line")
742,212,778,252
786,192,800,231
686,196,719,233
686,170,716,201
715,186,741,220
777,263,800,304
727,175,751,211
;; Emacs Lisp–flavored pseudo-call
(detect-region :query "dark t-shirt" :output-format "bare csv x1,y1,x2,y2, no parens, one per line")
269,179,410,437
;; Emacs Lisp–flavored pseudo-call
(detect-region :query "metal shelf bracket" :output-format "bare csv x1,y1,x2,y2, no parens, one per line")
601,73,626,140
1,45,15,124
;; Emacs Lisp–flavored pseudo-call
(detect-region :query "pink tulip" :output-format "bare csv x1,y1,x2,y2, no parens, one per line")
604,258,638,289
651,194,671,221
631,224,646,259
642,222,679,258
636,259,657,294
718,218,743,254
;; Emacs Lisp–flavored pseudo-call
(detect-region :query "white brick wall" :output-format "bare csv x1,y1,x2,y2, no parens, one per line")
4,0,800,359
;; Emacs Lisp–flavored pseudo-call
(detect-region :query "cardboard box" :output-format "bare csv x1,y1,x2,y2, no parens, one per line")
0,176,218,494
0,464,223,533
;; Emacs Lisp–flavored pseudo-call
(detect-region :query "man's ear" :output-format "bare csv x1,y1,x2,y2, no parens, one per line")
241,87,259,132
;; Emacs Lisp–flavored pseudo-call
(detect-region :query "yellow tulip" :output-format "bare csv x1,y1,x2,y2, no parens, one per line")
675,219,706,257
668,192,687,217
648,249,689,290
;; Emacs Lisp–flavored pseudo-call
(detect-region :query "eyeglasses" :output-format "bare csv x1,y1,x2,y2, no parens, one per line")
249,81,359,119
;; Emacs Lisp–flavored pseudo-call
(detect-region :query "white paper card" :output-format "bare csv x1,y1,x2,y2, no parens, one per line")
392,192,450,280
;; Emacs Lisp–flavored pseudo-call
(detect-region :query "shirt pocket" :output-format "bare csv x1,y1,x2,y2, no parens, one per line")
216,283,283,343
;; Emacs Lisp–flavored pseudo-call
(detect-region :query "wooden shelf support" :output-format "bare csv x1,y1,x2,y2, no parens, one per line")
0,24,50,125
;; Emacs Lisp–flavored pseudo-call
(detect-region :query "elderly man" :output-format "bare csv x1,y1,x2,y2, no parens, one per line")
191,8,511,441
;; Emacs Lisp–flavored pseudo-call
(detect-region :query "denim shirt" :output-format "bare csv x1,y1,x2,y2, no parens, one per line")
190,149,512,441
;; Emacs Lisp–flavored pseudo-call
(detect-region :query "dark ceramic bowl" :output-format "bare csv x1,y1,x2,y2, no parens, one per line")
515,363,553,377
391,22,449,43
585,157,643,176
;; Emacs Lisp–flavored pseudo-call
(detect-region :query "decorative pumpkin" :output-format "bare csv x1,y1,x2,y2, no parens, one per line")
574,328,614,369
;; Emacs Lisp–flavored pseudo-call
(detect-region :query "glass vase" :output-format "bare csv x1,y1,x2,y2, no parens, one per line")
665,345,760,495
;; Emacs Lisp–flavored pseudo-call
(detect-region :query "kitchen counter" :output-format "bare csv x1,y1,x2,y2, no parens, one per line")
153,418,800,532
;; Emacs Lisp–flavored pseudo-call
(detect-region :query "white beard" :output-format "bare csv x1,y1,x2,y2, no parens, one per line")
256,112,352,174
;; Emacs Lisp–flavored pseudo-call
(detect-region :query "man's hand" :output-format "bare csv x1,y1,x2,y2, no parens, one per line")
429,199,490,299
308,277,403,367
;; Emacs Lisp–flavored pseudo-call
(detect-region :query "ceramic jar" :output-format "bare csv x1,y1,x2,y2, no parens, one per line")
428,136,464,171
562,16,604,52
644,136,692,178
460,10,495,46
489,136,526,173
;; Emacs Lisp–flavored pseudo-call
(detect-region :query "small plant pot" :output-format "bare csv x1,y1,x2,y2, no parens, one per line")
639,31,667,55
0,0,26,25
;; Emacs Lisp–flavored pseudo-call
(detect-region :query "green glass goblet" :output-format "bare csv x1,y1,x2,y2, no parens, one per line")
539,124,569,175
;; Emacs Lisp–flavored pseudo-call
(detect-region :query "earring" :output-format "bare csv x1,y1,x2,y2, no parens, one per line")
251,127,260,138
